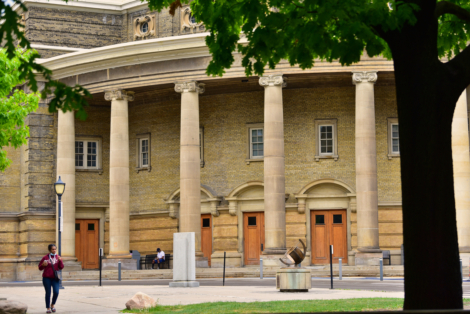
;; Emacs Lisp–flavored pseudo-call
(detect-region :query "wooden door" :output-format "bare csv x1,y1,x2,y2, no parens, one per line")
243,212,265,265
311,210,347,265
75,219,99,269
201,214,212,267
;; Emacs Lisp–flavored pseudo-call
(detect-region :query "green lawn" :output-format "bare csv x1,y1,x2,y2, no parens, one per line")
122,298,404,313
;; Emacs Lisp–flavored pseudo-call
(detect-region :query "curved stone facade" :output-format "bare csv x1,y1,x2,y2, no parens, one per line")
1,0,469,280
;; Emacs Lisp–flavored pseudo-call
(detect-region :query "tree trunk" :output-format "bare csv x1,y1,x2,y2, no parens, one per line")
389,15,464,307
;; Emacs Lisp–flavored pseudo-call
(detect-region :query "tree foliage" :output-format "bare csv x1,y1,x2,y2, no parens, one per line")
0,0,91,171
0,48,39,171
146,0,470,77
1,0,90,120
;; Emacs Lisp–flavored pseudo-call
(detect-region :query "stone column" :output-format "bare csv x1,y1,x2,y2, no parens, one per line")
352,71,381,265
56,110,78,264
452,90,470,265
260,74,287,263
105,89,134,263
175,81,207,266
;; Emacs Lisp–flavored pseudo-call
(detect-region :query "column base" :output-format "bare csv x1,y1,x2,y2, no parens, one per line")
102,258,137,270
355,252,383,266
262,248,287,267
169,281,200,288
276,268,311,292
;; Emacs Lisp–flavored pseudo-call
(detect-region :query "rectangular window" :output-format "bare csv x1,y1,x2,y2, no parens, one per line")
250,128,264,158
75,141,84,167
200,127,204,167
387,118,400,158
391,123,399,153
319,125,334,154
314,119,338,161
140,139,149,167
315,215,325,225
75,140,99,169
136,133,151,171
87,142,97,167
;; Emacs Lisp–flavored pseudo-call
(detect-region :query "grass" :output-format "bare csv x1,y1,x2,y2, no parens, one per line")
122,298,405,313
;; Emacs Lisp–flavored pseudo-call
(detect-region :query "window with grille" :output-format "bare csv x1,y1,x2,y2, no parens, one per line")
319,125,334,155
391,123,399,153
314,119,338,161
75,140,99,169
387,118,400,158
140,138,149,167
250,128,264,158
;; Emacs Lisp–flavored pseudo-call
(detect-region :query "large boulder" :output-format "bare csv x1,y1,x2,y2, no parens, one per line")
0,300,28,314
125,292,157,310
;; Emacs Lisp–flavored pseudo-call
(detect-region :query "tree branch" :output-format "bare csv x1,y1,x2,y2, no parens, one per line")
435,1,470,22
445,43,470,92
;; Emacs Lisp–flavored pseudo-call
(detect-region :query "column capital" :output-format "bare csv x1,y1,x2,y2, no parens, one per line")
352,71,378,85
104,89,135,101
259,74,287,88
174,81,205,94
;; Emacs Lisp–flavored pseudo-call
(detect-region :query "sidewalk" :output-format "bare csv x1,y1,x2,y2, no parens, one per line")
0,282,404,314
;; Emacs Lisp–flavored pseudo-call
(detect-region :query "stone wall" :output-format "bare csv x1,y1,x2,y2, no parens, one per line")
0,146,22,213
25,6,124,50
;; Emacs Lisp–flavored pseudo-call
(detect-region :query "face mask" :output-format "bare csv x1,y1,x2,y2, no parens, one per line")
50,253,55,257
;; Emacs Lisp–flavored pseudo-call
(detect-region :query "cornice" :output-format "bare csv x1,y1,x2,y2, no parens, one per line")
15,0,147,14
37,32,394,84
37,33,211,79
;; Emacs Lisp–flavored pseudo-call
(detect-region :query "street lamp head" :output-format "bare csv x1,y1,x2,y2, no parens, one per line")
54,176,66,196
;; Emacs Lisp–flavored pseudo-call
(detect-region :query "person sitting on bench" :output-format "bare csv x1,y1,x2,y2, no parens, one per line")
152,248,165,269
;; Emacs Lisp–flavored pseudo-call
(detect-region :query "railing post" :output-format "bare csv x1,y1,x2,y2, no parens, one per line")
223,251,226,286
339,258,342,280
118,261,121,281
329,245,333,289
260,258,263,280
380,258,383,281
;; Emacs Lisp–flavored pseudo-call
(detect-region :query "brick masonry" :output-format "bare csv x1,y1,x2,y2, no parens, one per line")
0,3,406,278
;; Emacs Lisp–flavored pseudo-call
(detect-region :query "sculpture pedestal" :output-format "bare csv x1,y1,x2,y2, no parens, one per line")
170,232,199,288
276,268,311,292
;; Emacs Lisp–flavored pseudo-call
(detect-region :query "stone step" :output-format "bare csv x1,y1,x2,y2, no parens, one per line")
55,265,409,281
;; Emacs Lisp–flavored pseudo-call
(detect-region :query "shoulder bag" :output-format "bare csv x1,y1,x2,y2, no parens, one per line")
48,254,60,281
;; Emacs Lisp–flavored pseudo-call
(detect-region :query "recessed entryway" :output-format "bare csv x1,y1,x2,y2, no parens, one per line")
311,210,347,264
201,214,212,267
75,219,99,269
243,212,265,265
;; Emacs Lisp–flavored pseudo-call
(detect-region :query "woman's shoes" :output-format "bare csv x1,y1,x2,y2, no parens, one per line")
46,310,52,313
51,308,56,313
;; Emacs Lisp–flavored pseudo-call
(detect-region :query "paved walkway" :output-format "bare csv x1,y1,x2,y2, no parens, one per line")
1,279,404,314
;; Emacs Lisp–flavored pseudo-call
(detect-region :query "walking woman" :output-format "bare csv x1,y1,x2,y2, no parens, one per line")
38,244,64,313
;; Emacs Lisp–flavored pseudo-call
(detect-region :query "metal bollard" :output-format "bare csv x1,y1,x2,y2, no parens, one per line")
260,258,263,280
460,259,463,280
118,261,121,281
339,258,342,280
223,251,226,286
379,258,383,281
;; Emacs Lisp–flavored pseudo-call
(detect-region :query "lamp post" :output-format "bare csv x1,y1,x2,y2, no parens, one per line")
54,176,66,289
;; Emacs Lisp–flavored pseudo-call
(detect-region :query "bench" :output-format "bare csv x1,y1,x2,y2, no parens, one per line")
382,250,391,265
140,254,172,269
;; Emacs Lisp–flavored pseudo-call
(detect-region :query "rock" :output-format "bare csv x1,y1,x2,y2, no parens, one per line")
125,292,157,310
0,300,28,314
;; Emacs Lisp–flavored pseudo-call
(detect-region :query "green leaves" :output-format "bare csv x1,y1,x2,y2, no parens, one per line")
0,0,91,170
148,0,420,77
0,0,90,117
0,48,40,172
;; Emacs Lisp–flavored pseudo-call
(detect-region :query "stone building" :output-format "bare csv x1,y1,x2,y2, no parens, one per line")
1,0,470,281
